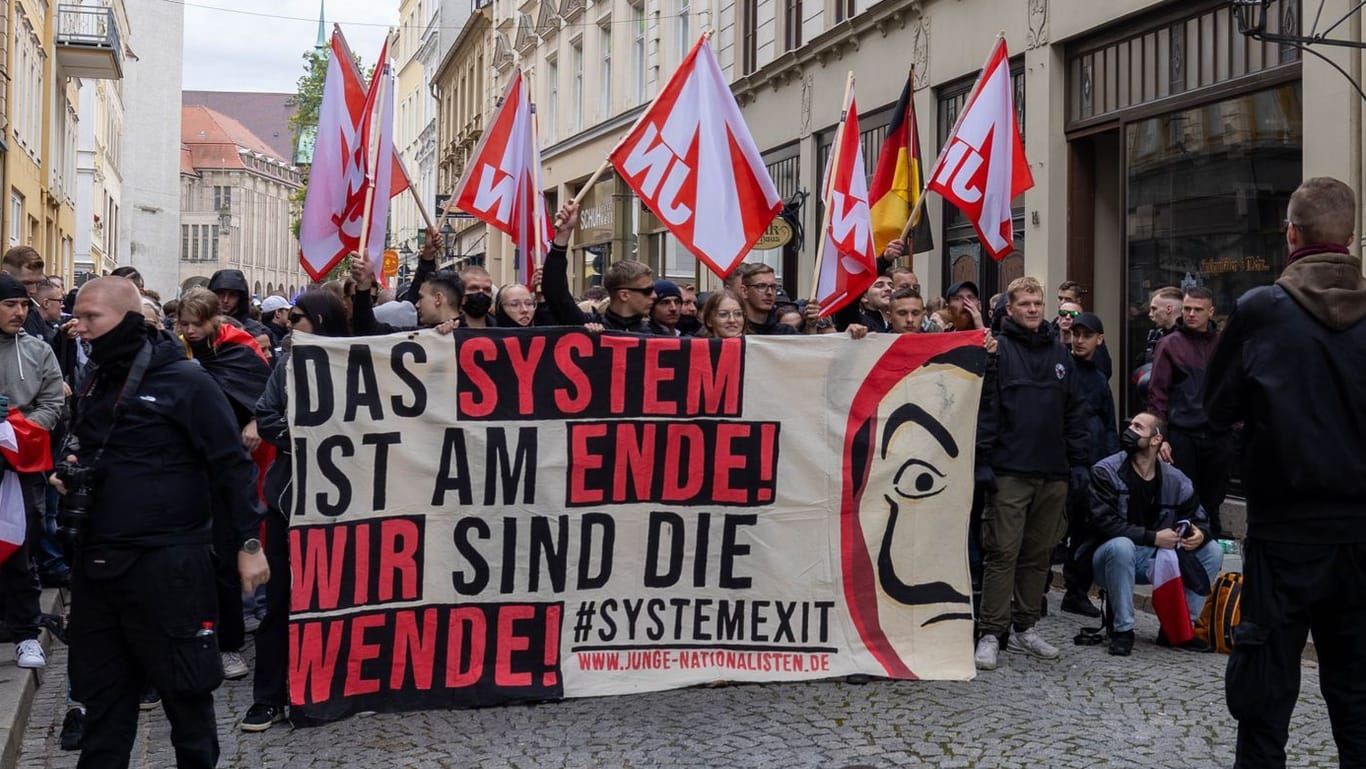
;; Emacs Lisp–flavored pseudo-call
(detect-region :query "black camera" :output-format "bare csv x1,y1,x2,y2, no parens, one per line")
55,461,96,545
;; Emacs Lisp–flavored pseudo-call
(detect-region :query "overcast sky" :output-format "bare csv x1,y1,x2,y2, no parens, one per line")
182,1,399,93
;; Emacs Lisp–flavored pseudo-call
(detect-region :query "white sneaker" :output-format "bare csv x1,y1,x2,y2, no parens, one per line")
1007,627,1061,660
221,651,249,680
974,635,999,670
16,639,46,669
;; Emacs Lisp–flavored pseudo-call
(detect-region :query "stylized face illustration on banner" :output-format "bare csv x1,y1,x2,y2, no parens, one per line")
839,336,984,678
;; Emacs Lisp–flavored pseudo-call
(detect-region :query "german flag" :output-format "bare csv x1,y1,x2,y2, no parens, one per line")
869,70,934,255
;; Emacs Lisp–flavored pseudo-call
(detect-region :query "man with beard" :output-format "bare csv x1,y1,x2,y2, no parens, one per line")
649,280,685,336
56,277,267,769
973,277,1089,671
1088,412,1220,656
0,273,64,668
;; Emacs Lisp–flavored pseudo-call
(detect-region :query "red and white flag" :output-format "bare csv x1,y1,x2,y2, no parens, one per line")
357,38,401,282
815,91,877,317
451,71,549,287
298,30,410,281
609,36,781,279
926,37,1033,261
0,413,49,566
1151,547,1195,646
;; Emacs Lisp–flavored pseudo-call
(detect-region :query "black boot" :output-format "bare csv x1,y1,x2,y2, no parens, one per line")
1108,629,1135,656
1061,590,1101,618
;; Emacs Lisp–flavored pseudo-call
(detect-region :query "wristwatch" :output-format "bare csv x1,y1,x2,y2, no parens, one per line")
241,538,262,556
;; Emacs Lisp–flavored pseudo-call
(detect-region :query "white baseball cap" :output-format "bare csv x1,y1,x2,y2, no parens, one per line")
260,295,292,314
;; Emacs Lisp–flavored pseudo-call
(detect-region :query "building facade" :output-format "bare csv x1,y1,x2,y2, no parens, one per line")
118,0,182,297
432,0,492,275
3,0,116,283
392,0,441,266
179,105,306,298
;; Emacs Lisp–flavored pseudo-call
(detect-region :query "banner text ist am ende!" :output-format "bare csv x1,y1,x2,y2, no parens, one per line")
284,328,985,724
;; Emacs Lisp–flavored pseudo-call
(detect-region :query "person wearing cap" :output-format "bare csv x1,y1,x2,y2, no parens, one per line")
946,280,986,330
1061,311,1120,618
649,280,685,336
258,296,291,354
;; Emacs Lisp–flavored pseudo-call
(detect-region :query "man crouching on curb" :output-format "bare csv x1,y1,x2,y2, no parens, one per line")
1086,412,1223,656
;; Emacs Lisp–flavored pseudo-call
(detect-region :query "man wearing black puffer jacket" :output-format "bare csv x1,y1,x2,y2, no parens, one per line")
973,276,1089,672
207,269,269,340
1206,177,1366,769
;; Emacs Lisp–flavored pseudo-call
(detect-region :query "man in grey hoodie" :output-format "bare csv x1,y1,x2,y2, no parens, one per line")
0,272,64,669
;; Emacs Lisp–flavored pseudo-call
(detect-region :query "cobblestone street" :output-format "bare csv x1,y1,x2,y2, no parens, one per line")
16,596,1339,769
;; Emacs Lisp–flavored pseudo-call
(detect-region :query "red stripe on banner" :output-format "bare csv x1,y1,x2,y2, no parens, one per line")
840,332,980,679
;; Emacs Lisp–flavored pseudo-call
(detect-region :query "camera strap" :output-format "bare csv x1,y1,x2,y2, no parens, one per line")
71,340,154,468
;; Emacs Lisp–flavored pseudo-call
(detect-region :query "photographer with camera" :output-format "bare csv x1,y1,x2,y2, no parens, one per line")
54,277,268,769
1086,412,1222,656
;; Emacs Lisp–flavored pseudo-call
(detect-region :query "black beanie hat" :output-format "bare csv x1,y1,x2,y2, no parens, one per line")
0,273,28,302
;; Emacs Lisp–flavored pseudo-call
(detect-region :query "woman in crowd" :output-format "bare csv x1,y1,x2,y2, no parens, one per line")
700,290,746,339
494,283,537,328
244,288,350,731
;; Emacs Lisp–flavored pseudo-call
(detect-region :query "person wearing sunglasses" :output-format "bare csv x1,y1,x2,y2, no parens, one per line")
539,201,667,334
1055,302,1083,346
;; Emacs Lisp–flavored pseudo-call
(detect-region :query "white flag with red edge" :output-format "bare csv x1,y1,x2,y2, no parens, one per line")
357,37,400,283
0,424,27,566
926,37,1033,261
609,36,781,280
298,30,410,281
815,94,877,317
450,71,548,287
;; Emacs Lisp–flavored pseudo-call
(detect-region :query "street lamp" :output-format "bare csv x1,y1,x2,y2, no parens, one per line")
441,221,457,263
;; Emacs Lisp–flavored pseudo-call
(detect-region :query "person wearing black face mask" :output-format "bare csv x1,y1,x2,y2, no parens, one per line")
56,277,268,768
1086,412,1222,657
458,266,497,329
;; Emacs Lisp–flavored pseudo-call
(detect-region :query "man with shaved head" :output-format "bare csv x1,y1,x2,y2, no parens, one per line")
58,276,269,768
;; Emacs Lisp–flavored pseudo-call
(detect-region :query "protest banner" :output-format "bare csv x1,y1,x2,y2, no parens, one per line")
285,328,985,723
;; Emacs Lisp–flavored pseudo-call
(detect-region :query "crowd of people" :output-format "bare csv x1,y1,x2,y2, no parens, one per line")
0,177,1359,769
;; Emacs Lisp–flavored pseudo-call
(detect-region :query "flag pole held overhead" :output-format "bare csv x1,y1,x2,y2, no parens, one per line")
920,35,1033,261
808,71,856,304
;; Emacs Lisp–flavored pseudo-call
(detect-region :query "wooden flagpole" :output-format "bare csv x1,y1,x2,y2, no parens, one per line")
899,32,1005,243
526,69,549,275
358,41,391,263
807,71,856,304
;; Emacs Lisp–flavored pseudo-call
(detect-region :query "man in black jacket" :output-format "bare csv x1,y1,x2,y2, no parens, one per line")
1206,176,1366,769
57,277,269,769
1088,412,1221,656
542,202,660,333
974,277,1089,671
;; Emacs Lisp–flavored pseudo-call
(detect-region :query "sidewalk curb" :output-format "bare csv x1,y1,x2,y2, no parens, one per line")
1048,565,1319,663
0,587,67,769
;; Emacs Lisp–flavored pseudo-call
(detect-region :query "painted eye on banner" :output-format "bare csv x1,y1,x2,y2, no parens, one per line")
892,459,948,500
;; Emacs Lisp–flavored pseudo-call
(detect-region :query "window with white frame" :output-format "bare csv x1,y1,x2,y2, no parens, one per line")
631,2,646,105
677,0,691,63
599,23,613,120
547,56,559,141
571,39,584,131
9,192,23,247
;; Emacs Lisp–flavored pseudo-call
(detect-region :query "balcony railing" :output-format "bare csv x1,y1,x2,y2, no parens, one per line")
56,4,123,80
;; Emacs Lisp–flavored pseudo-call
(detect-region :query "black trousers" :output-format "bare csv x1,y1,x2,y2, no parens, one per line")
1166,427,1234,536
1062,486,1094,596
69,545,222,769
211,507,245,654
0,474,43,641
252,511,290,707
1228,539,1366,769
